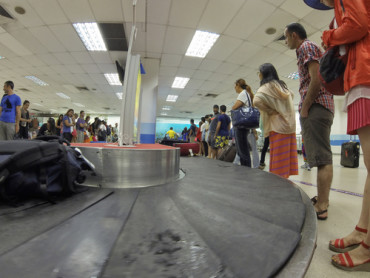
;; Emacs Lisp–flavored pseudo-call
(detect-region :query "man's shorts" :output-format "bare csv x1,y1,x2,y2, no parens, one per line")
300,104,333,168
215,135,229,148
208,134,217,149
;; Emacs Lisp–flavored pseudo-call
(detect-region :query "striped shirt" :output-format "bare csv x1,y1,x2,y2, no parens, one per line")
296,40,334,114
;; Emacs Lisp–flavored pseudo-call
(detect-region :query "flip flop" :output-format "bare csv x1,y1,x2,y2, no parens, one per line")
329,226,368,253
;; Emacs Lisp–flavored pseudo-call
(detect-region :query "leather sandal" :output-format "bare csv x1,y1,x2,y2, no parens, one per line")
329,226,368,253
331,241,370,271
316,209,328,220
311,196,318,205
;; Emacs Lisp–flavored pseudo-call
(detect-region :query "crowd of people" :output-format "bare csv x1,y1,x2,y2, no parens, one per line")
0,81,119,143
163,0,370,271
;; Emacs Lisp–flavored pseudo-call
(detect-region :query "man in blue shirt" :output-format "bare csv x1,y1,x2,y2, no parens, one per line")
0,81,21,140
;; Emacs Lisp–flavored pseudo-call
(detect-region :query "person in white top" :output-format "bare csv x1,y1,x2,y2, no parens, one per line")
231,78,253,167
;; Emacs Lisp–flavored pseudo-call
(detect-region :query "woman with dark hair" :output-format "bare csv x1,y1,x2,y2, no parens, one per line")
37,118,57,137
304,0,370,271
232,78,253,167
254,63,298,178
62,109,75,142
56,114,63,136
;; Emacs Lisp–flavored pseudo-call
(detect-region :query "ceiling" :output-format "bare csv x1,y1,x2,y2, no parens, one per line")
0,0,333,119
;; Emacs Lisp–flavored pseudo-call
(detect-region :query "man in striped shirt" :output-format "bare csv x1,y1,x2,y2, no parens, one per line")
284,22,334,220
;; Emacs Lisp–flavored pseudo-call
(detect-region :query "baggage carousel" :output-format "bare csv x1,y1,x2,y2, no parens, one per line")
0,143,316,278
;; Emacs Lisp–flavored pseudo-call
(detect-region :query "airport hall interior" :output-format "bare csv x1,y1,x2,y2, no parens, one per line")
0,0,369,277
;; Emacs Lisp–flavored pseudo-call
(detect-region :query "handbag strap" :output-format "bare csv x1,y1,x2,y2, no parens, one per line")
245,90,252,107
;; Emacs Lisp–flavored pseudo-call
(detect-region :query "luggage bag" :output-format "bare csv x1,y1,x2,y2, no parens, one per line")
173,143,200,156
340,137,360,168
0,136,95,204
218,144,237,162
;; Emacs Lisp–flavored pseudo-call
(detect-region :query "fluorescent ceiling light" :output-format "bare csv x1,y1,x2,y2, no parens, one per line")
56,92,71,99
116,92,123,99
73,102,85,107
160,112,168,116
186,30,220,58
73,23,107,51
172,77,190,89
286,72,300,80
33,103,43,107
162,106,172,110
25,76,49,86
166,95,178,102
105,73,122,85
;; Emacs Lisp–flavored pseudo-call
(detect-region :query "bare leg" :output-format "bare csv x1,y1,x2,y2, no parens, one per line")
314,164,333,217
332,126,370,266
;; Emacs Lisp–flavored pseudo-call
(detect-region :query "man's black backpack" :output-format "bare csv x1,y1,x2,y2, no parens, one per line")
0,136,95,204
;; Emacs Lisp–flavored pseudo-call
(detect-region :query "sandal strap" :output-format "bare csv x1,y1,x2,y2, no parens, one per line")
361,241,370,250
344,252,354,267
356,225,368,233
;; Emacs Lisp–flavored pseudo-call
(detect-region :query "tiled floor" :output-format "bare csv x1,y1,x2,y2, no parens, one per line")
263,153,368,277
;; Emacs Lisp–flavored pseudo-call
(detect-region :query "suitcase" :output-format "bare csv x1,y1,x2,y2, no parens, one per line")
218,144,237,162
340,139,360,168
173,143,200,156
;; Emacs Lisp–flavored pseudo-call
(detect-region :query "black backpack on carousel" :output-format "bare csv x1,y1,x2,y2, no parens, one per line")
0,136,95,205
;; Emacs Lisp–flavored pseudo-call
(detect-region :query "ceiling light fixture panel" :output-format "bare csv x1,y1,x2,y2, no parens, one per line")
160,112,168,116
105,73,122,85
73,102,85,107
186,30,220,58
166,95,178,102
56,92,71,99
162,106,172,110
73,22,107,51
172,77,189,89
116,92,123,99
25,76,49,86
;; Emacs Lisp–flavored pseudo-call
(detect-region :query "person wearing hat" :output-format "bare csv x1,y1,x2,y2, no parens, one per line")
305,0,370,272
37,117,57,137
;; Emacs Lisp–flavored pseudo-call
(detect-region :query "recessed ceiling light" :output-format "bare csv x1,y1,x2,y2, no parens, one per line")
56,92,71,99
265,27,277,35
172,77,190,89
166,95,178,102
116,92,123,99
162,106,172,110
14,6,26,15
286,72,300,80
73,102,85,107
104,73,122,85
25,76,48,86
73,22,107,51
186,30,220,58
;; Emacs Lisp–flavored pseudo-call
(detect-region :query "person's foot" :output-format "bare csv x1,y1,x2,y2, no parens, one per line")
300,162,307,169
314,203,329,220
258,163,265,170
332,242,370,271
329,227,367,252
307,163,311,171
